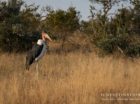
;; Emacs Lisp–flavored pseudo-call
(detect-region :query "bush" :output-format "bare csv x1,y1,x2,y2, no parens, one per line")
96,35,140,57
96,36,128,54
125,43,140,57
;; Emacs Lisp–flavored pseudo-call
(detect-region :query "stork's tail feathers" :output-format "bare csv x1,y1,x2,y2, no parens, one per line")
25,53,34,70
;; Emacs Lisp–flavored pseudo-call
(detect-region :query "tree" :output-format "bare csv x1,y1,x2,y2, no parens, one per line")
42,7,80,50
0,0,41,52
129,0,140,34
89,0,126,37
0,0,23,52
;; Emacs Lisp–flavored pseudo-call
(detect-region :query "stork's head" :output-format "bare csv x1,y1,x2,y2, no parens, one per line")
41,30,52,42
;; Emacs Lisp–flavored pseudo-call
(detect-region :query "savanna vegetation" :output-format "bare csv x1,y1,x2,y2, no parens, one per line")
0,0,140,56
0,0,140,104
0,53,140,104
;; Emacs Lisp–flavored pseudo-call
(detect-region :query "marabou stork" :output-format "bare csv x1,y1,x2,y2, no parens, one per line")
25,31,52,70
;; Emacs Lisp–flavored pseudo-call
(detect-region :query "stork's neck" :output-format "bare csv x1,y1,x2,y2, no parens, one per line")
42,33,46,41
42,37,45,41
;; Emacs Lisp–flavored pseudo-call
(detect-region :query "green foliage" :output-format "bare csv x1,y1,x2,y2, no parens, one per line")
96,36,128,54
86,0,140,57
43,7,80,39
1,0,140,56
0,0,41,52
0,1,81,52
125,43,140,57
42,7,80,51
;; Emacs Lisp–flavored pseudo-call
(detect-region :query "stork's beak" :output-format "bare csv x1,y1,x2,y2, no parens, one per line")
44,33,52,42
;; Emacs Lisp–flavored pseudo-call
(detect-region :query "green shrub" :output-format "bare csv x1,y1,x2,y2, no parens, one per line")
96,36,128,54
125,43,140,57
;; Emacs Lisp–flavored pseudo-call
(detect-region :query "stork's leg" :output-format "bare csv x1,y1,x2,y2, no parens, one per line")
36,61,39,79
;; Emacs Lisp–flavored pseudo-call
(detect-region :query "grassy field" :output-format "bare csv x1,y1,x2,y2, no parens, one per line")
0,53,140,104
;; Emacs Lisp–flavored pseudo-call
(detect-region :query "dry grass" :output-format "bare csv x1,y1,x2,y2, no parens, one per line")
0,53,140,104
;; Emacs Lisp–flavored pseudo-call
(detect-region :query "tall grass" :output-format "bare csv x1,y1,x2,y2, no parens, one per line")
0,53,140,104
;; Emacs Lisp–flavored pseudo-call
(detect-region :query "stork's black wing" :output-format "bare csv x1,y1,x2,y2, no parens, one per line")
25,44,43,70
